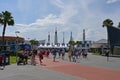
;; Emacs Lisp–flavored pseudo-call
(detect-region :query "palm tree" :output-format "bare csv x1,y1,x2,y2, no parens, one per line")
30,39,39,49
30,39,39,45
0,11,14,50
102,19,113,27
76,41,82,47
69,40,75,46
118,22,120,28
102,19,114,50
68,40,76,50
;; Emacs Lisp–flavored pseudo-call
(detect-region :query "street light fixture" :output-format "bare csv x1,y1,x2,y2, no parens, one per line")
15,31,20,36
15,31,20,62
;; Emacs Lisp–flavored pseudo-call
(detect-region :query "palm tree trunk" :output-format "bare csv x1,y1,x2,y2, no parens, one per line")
2,23,6,51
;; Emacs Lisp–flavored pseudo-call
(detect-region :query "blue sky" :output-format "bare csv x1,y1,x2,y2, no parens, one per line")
0,0,120,43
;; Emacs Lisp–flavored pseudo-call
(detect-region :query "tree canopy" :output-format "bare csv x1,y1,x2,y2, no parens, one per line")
68,40,76,46
118,22,120,28
102,19,113,27
0,11,14,50
30,39,39,45
0,11,14,26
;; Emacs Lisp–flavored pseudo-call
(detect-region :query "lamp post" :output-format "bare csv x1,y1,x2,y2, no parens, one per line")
28,38,30,44
15,31,20,62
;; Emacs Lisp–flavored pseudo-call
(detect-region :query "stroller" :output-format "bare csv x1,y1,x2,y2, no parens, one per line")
17,54,26,65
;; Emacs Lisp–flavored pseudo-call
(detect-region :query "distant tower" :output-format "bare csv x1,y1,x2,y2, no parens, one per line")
83,29,85,45
62,32,65,46
70,31,73,41
54,27,58,45
63,32,65,43
48,32,50,45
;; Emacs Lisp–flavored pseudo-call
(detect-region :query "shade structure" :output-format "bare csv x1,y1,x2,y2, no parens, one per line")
107,26,120,54
37,44,68,49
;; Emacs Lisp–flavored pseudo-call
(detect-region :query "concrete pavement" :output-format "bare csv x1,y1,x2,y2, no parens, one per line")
60,53,120,70
0,64,84,80
0,53,120,80
35,53,120,80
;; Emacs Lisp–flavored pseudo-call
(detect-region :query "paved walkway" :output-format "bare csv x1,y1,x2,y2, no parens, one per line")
0,64,83,80
0,53,120,80
35,53,120,80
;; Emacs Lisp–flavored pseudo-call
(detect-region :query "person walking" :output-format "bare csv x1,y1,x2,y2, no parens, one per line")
68,50,72,62
30,50,36,65
1,51,6,68
52,49,57,62
72,50,77,62
45,49,50,58
0,54,4,70
23,49,29,64
105,50,110,61
61,48,65,60
38,50,43,65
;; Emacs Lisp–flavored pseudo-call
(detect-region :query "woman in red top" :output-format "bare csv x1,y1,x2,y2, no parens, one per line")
38,50,43,65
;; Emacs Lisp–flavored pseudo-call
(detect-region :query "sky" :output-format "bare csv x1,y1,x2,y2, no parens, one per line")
0,0,120,43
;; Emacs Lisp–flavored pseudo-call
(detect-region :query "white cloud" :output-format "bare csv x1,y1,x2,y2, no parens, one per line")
36,14,65,26
106,0,120,4
15,13,65,30
15,0,79,41
51,0,65,8
14,0,97,42
11,0,120,43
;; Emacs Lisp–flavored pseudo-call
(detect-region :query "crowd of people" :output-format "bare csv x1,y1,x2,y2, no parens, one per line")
67,49,88,62
17,49,37,65
0,47,111,70
16,48,88,66
0,46,112,71
25,48,88,65
17,48,89,66
0,48,89,69
17,48,50,65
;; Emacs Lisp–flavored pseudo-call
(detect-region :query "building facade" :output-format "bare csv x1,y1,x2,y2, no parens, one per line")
90,39,108,54
0,36,24,51
107,26,120,55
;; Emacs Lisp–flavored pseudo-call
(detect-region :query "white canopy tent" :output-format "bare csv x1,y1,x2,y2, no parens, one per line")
37,44,68,49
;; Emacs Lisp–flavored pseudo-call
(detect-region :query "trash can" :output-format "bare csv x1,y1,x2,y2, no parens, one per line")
5,53,10,65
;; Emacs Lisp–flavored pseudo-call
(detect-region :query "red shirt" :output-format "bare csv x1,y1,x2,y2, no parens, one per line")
38,52,43,57
0,56,3,62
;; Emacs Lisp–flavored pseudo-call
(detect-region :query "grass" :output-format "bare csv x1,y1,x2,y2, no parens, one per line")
92,52,101,56
10,56,17,64
10,56,30,64
10,50,23,64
